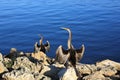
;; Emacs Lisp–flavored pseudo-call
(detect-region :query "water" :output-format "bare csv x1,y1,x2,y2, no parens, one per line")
0,0,120,63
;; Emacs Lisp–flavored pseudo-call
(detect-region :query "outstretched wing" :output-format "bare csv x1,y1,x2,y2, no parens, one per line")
44,41,50,52
34,42,40,53
55,45,69,64
75,44,85,62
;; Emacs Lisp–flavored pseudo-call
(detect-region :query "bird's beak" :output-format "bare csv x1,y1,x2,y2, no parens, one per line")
60,27,68,30
38,34,43,38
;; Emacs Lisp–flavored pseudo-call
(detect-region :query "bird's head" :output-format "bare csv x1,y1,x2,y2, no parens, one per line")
61,27,69,30
61,27,71,33
38,34,43,45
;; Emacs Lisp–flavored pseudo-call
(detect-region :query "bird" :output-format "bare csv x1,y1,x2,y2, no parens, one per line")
55,27,85,67
34,35,50,53
55,27,85,79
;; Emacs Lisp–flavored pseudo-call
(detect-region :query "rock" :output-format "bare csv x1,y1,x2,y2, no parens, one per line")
76,63,97,75
96,59,120,71
83,66,117,80
19,52,25,56
0,53,3,62
0,61,8,73
1,54,120,80
2,67,35,80
46,57,55,65
99,66,117,76
40,65,51,75
110,74,120,80
41,76,51,80
12,56,42,73
58,67,78,80
25,53,31,57
83,72,111,80
42,65,60,79
31,52,46,61
52,62,65,68
3,58,13,68
82,60,119,80
2,67,52,80
34,73,51,80
31,52,49,65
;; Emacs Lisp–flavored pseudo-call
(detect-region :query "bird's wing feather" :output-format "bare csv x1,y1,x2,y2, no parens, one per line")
34,42,39,53
44,41,50,52
36,43,40,47
75,44,85,62
55,45,69,64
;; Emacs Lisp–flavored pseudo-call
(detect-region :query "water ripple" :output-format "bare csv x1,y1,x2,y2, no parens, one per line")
0,0,120,63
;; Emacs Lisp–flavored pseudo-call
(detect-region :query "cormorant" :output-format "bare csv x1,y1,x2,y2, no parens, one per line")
55,27,85,79
34,35,50,53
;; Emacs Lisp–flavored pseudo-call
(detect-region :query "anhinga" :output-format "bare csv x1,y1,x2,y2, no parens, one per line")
34,35,50,53
55,27,85,79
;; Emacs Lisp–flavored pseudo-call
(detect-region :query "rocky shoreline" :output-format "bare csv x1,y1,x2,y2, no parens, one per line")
0,48,120,80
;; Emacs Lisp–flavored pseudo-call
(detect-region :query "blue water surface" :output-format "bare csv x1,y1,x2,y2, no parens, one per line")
0,0,120,63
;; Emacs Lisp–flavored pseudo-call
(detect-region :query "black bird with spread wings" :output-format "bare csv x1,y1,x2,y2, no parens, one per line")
34,35,50,53
55,27,85,67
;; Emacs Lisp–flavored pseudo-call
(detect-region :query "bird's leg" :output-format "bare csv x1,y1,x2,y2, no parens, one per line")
74,66,82,80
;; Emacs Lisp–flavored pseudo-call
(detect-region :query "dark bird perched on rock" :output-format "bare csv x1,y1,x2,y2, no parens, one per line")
55,27,85,79
34,35,50,53
5,48,18,58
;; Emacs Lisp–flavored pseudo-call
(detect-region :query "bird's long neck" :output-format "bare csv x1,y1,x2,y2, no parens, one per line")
67,30,72,49
40,36,43,45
